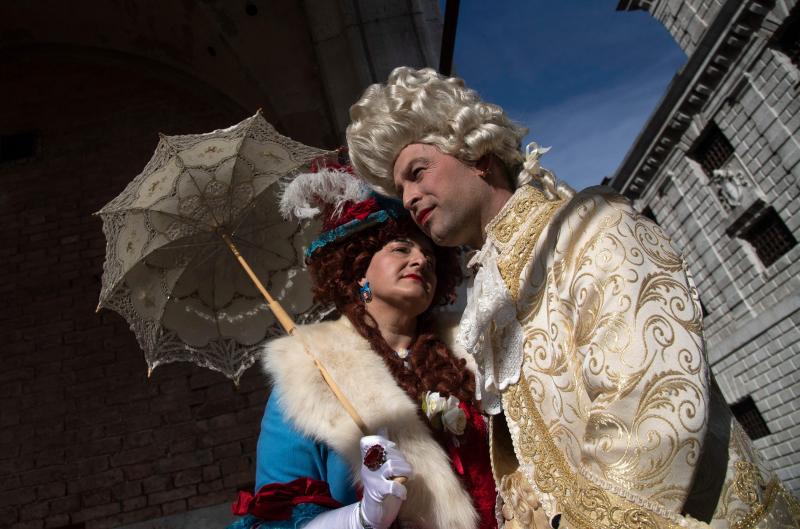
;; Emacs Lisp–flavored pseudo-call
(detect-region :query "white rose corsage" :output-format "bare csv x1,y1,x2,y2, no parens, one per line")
421,391,467,436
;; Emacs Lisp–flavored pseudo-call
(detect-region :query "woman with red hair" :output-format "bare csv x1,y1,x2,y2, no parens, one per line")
229,160,496,529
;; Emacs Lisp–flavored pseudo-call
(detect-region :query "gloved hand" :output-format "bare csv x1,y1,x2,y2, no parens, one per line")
303,433,412,529
358,433,412,528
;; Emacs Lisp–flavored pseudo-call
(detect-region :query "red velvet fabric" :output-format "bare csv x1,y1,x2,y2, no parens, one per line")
321,196,380,231
232,478,343,520
447,402,498,529
309,158,353,175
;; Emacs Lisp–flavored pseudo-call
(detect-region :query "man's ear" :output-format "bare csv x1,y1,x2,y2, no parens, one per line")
477,154,513,190
475,155,492,175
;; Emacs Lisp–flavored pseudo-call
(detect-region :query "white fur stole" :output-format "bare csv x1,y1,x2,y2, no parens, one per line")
261,317,479,529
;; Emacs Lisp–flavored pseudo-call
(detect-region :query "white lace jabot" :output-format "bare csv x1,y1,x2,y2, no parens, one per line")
456,197,528,415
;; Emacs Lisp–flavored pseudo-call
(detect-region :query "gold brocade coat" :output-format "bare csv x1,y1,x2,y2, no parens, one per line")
470,185,800,529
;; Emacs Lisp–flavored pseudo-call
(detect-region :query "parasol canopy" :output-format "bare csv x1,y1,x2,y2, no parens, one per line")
96,112,333,384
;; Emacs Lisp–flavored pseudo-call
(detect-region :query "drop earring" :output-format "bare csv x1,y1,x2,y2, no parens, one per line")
359,281,373,303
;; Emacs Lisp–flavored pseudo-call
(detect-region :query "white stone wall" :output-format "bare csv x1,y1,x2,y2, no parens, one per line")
631,0,800,493
648,0,724,55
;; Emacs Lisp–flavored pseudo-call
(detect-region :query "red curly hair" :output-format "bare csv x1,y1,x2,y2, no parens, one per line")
307,215,475,404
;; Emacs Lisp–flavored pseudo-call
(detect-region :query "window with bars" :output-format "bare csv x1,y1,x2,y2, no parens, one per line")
730,395,771,440
689,123,734,176
739,207,797,267
640,205,658,224
772,4,800,67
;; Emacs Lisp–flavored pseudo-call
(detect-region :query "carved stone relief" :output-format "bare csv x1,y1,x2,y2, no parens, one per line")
709,155,756,212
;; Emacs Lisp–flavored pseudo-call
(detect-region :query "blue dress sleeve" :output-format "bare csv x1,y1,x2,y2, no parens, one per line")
255,393,358,505
227,394,358,528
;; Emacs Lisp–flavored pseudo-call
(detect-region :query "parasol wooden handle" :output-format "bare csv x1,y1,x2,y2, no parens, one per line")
219,231,369,435
219,232,297,334
221,233,409,485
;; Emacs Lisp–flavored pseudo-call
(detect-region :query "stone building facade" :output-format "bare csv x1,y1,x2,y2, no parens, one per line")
612,0,800,493
0,2,442,529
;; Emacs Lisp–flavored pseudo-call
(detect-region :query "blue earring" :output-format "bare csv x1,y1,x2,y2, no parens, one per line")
359,281,373,303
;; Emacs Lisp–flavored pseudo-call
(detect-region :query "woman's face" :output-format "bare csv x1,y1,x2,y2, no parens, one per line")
360,233,438,316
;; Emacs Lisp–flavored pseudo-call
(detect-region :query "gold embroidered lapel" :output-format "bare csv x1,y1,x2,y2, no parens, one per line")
489,187,685,529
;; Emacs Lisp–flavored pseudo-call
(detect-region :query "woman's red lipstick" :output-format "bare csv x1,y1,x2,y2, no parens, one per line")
403,274,423,282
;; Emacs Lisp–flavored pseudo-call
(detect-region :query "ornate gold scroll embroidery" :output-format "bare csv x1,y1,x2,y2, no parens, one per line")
493,188,562,300
729,462,800,529
498,470,551,529
504,379,685,529
490,186,546,245
487,188,800,529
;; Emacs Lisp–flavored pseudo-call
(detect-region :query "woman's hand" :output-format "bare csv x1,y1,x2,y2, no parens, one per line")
358,433,412,528
303,433,412,529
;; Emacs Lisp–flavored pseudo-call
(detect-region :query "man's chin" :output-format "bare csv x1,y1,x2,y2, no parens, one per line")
428,227,462,248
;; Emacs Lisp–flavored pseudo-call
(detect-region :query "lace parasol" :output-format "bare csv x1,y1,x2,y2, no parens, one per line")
96,111,335,385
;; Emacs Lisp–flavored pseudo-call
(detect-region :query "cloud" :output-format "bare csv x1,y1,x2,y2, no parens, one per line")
510,62,679,191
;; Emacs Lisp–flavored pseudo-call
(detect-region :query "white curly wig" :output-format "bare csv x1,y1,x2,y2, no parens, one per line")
346,67,537,197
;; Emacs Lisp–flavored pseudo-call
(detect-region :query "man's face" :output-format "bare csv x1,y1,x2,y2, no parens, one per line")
392,143,484,248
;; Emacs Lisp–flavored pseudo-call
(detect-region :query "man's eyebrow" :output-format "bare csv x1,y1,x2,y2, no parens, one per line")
394,156,427,193
398,157,428,176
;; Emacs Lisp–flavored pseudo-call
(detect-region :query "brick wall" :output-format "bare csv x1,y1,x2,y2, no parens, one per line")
1,48,272,529
632,0,800,493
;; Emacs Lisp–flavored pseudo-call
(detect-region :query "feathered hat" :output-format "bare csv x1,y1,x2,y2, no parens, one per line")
280,150,406,258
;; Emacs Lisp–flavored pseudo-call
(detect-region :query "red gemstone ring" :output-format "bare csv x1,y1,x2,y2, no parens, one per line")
363,444,387,471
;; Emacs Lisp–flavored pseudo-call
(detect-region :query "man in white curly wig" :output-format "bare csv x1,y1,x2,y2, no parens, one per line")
346,67,799,529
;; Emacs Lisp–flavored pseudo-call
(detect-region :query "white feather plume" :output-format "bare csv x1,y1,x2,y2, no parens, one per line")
280,168,371,220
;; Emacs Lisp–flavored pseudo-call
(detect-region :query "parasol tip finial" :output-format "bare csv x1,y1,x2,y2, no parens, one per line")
255,108,262,115
147,366,153,378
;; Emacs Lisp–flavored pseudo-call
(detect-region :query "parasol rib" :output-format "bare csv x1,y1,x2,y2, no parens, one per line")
219,231,369,435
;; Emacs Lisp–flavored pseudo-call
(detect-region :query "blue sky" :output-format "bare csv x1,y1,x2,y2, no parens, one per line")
450,1,687,189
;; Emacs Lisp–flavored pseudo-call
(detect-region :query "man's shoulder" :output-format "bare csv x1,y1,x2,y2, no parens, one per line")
487,184,633,241
547,184,644,236
491,184,650,283
561,184,635,215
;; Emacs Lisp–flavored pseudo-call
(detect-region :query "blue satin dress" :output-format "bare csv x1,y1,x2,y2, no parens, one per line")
227,393,358,528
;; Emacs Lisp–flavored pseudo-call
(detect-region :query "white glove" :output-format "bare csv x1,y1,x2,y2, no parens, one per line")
358,433,411,528
304,433,412,529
